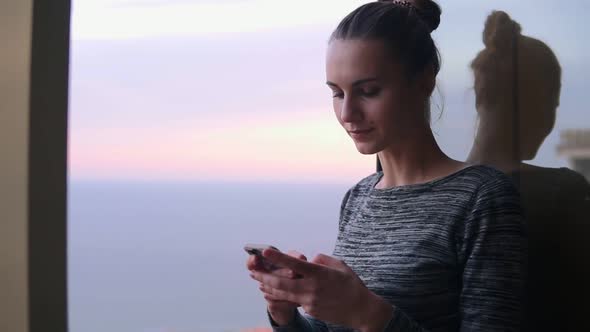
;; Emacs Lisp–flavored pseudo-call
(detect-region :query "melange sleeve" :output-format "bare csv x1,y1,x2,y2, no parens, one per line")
268,310,329,332
380,176,526,332
338,188,353,232
456,176,526,331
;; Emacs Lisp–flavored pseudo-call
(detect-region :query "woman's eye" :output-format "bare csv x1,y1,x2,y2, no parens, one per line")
361,88,380,97
332,91,344,99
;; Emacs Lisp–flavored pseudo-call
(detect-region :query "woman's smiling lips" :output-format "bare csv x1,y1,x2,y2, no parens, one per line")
348,128,375,140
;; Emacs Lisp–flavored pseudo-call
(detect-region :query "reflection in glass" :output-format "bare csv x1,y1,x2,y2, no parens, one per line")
467,11,590,331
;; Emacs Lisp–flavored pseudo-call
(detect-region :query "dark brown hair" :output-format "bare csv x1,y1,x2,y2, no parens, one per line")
330,1,442,81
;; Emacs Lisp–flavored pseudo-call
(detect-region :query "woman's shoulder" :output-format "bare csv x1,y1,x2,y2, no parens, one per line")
345,172,380,192
455,165,521,205
446,166,524,231
453,165,523,221
339,172,383,204
461,164,512,182
342,172,381,199
440,164,518,194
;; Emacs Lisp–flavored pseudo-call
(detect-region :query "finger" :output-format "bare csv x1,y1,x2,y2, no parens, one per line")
266,298,300,311
265,295,292,305
286,250,307,261
251,271,304,295
270,267,302,280
260,285,288,302
260,283,300,304
311,253,347,270
263,249,319,275
246,255,258,271
260,283,300,303
271,268,294,278
283,251,307,279
260,284,276,297
246,255,267,272
264,294,300,308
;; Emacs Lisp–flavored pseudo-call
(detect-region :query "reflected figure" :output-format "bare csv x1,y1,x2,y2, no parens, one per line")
467,11,590,331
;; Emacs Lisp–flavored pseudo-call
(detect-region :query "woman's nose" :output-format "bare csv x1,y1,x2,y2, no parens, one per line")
340,96,362,123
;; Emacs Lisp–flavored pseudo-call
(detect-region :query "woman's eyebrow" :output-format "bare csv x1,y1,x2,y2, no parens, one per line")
326,77,379,88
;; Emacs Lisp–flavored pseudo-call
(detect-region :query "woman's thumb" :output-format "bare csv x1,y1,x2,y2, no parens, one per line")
311,254,346,269
287,250,307,261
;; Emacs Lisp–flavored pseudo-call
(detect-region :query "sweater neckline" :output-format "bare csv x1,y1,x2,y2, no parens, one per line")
369,165,480,195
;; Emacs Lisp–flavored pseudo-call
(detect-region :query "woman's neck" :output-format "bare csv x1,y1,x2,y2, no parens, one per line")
376,127,463,188
467,110,521,173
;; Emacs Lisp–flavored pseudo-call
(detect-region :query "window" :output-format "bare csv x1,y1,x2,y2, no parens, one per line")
68,1,589,331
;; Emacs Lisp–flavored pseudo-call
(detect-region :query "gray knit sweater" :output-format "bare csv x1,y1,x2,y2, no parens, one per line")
270,165,526,332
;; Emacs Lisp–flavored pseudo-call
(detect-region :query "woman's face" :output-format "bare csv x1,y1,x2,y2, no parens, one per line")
326,39,426,155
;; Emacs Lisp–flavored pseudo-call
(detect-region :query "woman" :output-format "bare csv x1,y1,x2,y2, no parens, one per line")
468,11,590,331
246,1,526,331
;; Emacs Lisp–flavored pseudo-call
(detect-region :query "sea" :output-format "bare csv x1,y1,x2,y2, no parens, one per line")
68,180,350,332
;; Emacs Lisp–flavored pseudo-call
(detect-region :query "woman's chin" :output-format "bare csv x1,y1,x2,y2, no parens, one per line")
354,141,381,155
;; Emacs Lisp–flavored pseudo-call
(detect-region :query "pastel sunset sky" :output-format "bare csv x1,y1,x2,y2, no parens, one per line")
68,0,589,183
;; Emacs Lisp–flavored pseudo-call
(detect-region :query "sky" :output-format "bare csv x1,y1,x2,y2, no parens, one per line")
68,0,590,183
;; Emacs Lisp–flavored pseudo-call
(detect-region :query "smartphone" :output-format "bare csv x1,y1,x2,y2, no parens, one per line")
244,243,281,271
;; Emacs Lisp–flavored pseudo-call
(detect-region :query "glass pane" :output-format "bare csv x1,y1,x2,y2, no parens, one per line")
68,1,371,332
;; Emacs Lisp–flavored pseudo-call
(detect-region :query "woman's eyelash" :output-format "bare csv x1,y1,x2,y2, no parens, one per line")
330,88,380,99
361,88,380,96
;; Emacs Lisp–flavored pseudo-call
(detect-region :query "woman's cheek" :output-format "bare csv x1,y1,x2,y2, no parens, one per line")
366,98,391,120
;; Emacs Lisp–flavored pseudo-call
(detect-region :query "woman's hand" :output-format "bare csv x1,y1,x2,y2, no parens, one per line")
249,249,394,332
246,250,307,326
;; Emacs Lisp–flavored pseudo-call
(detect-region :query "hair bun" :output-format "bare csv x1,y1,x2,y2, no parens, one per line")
415,0,442,32
378,1,441,32
483,11,522,49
